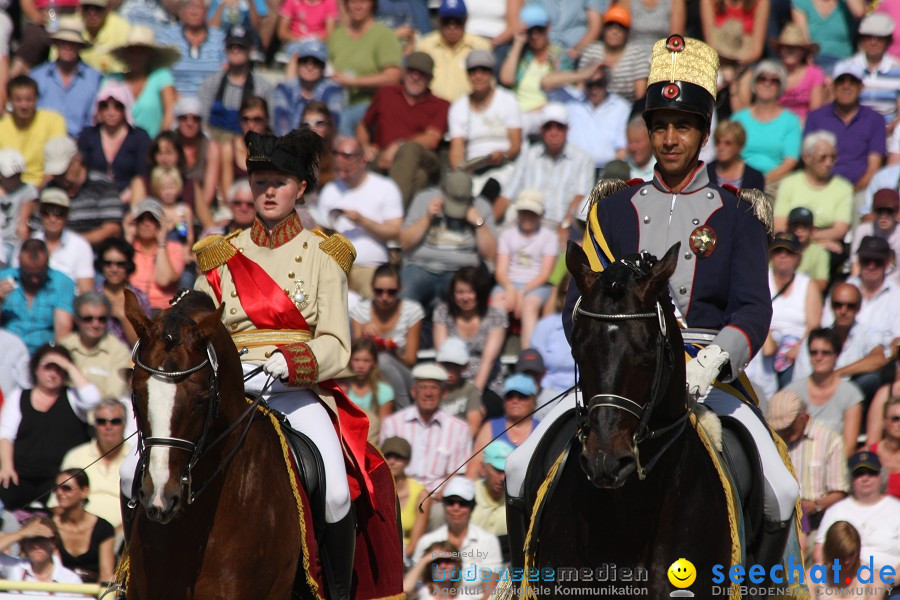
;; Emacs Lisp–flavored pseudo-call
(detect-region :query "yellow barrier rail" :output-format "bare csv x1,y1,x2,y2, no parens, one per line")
0,579,105,597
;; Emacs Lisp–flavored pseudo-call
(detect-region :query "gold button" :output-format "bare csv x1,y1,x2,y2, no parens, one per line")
230,323,238,331
295,256,302,263
264,351,272,358
229,308,237,315
303,242,308,249
230,291,238,298
288,271,295,279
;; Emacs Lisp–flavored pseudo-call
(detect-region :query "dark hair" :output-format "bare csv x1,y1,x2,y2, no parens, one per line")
19,238,49,261
59,468,90,490
7,75,38,98
95,237,136,275
807,327,843,355
241,95,270,119
372,264,401,288
350,338,382,403
149,131,186,172
447,266,491,318
29,344,74,385
20,516,60,547
301,101,335,185
343,0,377,13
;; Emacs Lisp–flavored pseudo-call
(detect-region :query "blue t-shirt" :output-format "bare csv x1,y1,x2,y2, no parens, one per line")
0,267,75,355
348,381,395,411
732,108,802,175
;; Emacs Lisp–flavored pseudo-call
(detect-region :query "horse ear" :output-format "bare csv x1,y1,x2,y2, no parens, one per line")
639,242,681,299
124,289,152,339
197,303,225,339
566,241,599,293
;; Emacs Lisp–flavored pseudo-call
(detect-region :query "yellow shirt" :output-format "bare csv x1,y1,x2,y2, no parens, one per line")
50,13,132,74
59,332,133,400
417,32,492,103
58,440,132,527
471,479,507,536
0,110,67,185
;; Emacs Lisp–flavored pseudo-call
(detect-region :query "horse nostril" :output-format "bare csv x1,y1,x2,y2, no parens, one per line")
616,455,635,475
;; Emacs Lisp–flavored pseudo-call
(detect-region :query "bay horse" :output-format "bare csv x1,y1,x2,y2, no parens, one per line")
514,242,737,600
123,289,309,599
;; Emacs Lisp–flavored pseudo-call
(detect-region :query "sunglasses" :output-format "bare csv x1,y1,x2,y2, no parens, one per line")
79,315,109,323
527,26,548,34
860,258,886,267
95,417,124,426
102,259,128,268
442,498,472,507
81,4,104,12
875,208,897,215
505,392,530,400
178,115,201,122
99,99,125,111
299,57,325,67
440,17,464,27
467,66,493,75
241,115,266,124
888,415,900,423
373,287,398,297
303,119,327,128
809,349,835,356
756,75,780,85
831,301,859,310
231,200,255,208
40,205,68,217
333,150,361,159
227,44,248,52
56,483,76,493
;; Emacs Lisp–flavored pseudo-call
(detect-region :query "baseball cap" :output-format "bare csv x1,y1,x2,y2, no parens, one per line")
520,4,550,28
436,337,470,366
44,137,78,177
381,436,411,459
132,198,164,222
466,49,496,71
858,13,894,37
766,390,804,430
411,362,449,382
848,450,881,475
515,348,544,374
603,4,631,28
174,96,203,119
770,231,801,254
442,477,475,502
873,189,900,212
832,62,865,82
787,206,814,226
540,102,569,127
405,51,434,77
225,26,252,48
503,373,537,397
0,149,25,178
296,39,327,63
39,188,70,209
441,171,474,220
515,189,545,215
484,440,515,471
857,235,891,261
438,0,467,20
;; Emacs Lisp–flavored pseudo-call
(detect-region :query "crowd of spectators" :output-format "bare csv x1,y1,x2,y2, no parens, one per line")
1,0,900,594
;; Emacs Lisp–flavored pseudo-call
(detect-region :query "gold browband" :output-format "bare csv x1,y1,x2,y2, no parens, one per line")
231,329,313,349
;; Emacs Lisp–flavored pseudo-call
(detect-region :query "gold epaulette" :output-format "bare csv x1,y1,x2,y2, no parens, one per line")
736,188,774,240
316,232,356,277
192,230,241,273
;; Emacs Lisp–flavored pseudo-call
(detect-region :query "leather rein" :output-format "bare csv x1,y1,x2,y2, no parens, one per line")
572,293,692,480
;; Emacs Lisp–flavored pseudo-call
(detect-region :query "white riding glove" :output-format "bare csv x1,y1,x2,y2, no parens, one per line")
685,344,729,400
263,351,290,380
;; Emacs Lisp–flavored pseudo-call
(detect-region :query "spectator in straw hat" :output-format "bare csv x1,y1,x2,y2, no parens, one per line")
769,23,825,122
107,26,180,137
75,0,133,74
31,18,102,139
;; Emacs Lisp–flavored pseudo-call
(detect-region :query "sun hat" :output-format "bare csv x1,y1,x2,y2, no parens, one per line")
112,25,181,70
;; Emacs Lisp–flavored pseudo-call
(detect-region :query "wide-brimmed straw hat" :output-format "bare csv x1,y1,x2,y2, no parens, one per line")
710,19,749,62
111,25,181,70
48,18,92,48
770,23,819,55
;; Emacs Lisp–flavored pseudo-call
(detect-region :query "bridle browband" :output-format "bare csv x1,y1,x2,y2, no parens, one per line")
131,337,266,505
572,281,692,480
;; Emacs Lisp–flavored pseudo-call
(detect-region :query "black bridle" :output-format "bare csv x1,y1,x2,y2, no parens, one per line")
572,290,692,480
131,339,266,505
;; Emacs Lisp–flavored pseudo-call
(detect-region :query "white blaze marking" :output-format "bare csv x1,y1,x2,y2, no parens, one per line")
146,376,177,509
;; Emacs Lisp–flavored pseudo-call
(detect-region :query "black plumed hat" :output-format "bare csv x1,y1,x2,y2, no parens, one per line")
245,128,324,189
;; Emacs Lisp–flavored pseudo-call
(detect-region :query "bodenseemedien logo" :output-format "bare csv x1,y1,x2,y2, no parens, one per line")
668,558,696,598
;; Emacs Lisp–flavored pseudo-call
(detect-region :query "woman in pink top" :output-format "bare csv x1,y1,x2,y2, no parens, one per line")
278,0,338,44
125,198,185,313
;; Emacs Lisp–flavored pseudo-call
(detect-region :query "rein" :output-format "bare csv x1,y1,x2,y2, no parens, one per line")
572,295,691,480
131,338,269,505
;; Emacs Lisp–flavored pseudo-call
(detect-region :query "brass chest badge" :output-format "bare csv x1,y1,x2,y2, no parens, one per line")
689,225,717,258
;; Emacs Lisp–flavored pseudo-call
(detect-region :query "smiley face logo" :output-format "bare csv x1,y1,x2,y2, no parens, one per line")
667,558,696,589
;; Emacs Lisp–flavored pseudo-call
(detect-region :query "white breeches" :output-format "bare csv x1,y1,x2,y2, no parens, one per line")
120,365,351,523
505,387,799,522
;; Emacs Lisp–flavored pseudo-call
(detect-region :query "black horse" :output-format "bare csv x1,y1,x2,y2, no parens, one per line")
509,242,738,600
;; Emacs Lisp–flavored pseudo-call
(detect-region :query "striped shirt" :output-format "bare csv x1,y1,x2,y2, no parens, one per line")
156,25,227,98
64,174,124,237
379,407,472,490
577,42,651,103
505,142,596,226
834,53,900,123
788,418,848,501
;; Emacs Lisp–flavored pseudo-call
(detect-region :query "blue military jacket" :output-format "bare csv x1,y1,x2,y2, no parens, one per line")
564,164,772,381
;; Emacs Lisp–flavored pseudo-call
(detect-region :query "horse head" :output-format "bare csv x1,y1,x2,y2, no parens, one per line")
566,241,686,488
125,290,231,523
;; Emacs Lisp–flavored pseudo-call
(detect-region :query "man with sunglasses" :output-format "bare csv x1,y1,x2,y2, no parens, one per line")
59,291,131,400
273,38,343,136
850,188,900,277
416,0,491,103
197,26,274,141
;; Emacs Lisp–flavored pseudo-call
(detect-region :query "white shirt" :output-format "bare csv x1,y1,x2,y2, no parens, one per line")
565,91,631,168
448,87,523,161
318,173,404,267
412,522,504,595
14,229,94,285
0,554,84,590
815,495,900,573
821,276,900,347
793,320,886,379
0,329,30,398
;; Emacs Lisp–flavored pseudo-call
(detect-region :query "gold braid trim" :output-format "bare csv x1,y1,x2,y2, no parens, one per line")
318,233,357,277
255,399,325,600
737,188,774,240
193,230,241,273
283,342,319,387
112,550,130,593
691,411,743,599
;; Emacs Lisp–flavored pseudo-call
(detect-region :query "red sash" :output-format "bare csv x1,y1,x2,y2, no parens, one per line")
205,252,377,504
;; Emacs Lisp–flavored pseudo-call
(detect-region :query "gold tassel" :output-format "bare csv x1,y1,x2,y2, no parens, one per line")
586,178,631,215
737,188,774,240
193,230,241,273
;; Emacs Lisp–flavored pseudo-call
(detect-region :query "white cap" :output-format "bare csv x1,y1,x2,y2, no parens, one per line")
411,362,449,382
540,102,569,127
39,187,70,208
174,96,203,119
436,337,470,365
44,137,78,177
515,189,545,215
859,13,894,37
0,149,25,178
442,477,475,502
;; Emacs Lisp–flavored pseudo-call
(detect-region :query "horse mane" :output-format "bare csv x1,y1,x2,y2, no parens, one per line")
158,290,219,351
